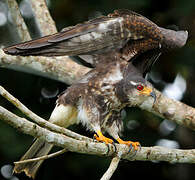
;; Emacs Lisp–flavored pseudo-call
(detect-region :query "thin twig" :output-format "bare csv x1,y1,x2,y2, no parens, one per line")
14,148,67,164
6,0,31,41
0,85,92,142
0,105,194,163
100,156,121,180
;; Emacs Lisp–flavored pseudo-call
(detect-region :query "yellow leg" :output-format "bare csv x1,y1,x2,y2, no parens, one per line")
116,138,140,151
94,130,113,144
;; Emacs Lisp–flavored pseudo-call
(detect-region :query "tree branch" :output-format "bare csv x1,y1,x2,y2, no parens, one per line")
0,85,92,142
2,0,89,84
29,0,57,35
0,49,89,84
6,0,31,41
138,89,195,131
100,156,121,180
0,105,194,164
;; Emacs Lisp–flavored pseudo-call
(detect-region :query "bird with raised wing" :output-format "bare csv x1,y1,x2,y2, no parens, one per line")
4,9,188,179
14,60,156,178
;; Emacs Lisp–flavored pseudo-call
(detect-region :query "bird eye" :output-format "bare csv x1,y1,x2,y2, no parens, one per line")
137,84,144,91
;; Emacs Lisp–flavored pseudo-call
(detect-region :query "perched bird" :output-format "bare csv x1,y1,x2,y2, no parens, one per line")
14,60,156,178
4,9,188,179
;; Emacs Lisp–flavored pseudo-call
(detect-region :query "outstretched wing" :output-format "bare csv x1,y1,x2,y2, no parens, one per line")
3,15,131,57
3,9,187,71
3,9,159,66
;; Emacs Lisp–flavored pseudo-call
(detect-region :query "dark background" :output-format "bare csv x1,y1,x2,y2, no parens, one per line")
0,0,195,179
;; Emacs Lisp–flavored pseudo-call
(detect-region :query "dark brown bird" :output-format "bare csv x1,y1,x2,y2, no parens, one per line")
14,60,156,178
7,9,188,179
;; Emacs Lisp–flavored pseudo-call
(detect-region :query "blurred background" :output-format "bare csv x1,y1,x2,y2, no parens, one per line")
0,0,195,179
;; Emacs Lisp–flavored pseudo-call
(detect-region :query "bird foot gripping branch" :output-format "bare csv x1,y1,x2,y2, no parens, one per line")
94,131,114,144
94,130,140,153
3,8,188,178
116,138,141,152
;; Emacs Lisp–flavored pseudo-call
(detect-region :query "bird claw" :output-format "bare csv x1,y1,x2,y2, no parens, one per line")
128,141,141,154
129,143,141,157
105,141,117,155
94,132,140,155
94,132,113,144
93,132,116,154
112,141,117,153
129,141,141,153
117,138,141,154
129,143,133,153
130,142,141,155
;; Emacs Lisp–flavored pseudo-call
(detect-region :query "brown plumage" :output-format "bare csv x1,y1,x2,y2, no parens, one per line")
14,60,156,178
4,9,187,73
7,9,188,178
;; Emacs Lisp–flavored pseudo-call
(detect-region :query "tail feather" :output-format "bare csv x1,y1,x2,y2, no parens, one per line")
14,139,53,179
13,104,78,178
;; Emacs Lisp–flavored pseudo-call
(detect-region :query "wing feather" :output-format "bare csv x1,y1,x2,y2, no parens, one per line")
3,9,170,71
3,16,127,56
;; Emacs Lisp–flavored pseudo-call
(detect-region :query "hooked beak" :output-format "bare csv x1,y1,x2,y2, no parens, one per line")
150,91,156,103
138,87,156,103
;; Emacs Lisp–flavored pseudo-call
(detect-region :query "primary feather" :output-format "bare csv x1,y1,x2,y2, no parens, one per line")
3,9,188,75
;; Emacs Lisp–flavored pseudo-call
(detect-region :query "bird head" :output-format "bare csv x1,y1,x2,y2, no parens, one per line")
120,63,156,107
125,78,156,107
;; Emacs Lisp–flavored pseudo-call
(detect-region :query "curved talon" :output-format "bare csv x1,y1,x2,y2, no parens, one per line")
129,143,133,153
116,138,141,153
112,141,117,153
